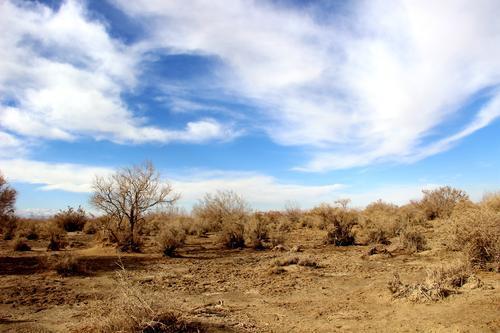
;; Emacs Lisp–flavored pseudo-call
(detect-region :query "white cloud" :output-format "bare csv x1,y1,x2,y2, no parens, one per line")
0,131,26,157
113,0,500,171
0,0,237,148
0,159,344,209
1,159,488,210
0,159,112,193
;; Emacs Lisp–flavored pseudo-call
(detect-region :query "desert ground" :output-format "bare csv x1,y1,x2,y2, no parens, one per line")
1,218,499,333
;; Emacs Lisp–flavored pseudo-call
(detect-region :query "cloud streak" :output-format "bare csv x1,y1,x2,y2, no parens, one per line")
0,0,238,151
0,159,344,209
113,0,500,171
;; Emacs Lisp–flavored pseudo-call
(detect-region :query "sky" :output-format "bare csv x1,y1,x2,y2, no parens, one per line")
0,0,499,215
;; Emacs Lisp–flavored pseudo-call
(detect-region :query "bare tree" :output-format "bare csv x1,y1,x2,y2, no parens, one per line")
90,161,179,251
0,172,17,239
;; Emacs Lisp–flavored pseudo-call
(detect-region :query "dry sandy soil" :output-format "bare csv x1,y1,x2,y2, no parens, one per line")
0,228,499,333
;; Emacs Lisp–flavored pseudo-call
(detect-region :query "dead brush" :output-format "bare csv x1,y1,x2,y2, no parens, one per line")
51,254,88,276
447,205,500,270
77,265,204,333
324,210,358,246
157,225,186,257
245,216,269,249
219,221,245,249
388,261,478,302
272,255,320,269
12,236,31,251
46,224,68,251
399,227,427,253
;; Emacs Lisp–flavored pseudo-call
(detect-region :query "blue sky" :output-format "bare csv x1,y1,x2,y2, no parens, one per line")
0,0,499,215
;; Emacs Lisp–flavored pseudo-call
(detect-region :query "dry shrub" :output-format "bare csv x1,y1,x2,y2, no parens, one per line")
78,267,205,333
388,261,478,302
51,254,87,276
219,222,245,249
16,218,41,240
315,203,358,246
245,216,269,249
46,224,68,251
418,186,469,220
157,225,186,257
54,206,88,232
481,191,500,213
192,190,250,234
193,190,251,248
141,208,193,237
361,200,400,244
447,204,500,270
284,201,302,224
399,227,427,253
83,218,99,234
12,236,31,251
0,215,17,240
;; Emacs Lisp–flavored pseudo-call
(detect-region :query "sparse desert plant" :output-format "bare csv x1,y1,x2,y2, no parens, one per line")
46,224,68,251
192,190,250,233
418,186,469,220
272,255,320,268
91,161,179,252
447,204,500,270
83,218,99,234
388,261,478,302
245,216,269,249
284,200,302,224
16,218,42,240
157,225,186,257
399,227,427,253
318,204,358,246
51,254,87,276
54,206,88,232
193,190,251,248
12,236,31,251
219,221,245,249
361,200,400,244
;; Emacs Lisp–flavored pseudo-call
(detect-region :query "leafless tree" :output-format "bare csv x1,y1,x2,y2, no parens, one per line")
90,161,179,251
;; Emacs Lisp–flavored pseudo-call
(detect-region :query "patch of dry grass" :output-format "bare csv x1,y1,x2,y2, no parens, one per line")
388,261,480,302
77,266,206,333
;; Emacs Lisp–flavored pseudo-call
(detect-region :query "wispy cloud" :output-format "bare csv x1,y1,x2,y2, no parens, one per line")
0,0,238,151
113,0,500,171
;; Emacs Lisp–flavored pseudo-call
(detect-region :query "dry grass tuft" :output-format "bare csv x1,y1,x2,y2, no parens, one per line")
272,255,320,269
78,266,206,333
388,261,478,302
